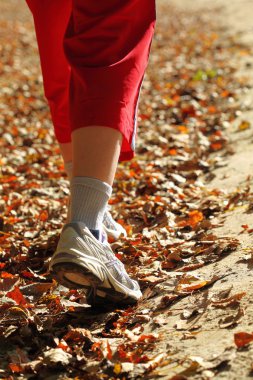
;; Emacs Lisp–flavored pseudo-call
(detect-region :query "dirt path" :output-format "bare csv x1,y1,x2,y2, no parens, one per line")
1,1,253,379
157,1,253,379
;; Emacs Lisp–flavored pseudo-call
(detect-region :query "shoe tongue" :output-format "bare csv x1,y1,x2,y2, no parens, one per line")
90,229,107,243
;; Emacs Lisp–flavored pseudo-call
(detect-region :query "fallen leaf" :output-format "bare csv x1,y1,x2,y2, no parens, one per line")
234,332,253,348
238,120,250,131
219,307,244,328
6,286,31,307
211,292,246,308
43,348,72,367
9,363,23,374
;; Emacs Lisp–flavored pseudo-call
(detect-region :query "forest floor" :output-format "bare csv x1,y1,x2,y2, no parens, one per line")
0,1,253,379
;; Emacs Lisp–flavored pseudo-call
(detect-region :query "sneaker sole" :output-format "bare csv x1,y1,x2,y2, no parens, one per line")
50,256,141,306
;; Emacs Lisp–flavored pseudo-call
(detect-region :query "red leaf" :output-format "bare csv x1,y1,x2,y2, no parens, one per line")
57,340,69,352
107,340,112,360
117,345,127,360
9,363,22,373
234,332,253,348
6,286,30,307
20,270,34,279
210,142,223,151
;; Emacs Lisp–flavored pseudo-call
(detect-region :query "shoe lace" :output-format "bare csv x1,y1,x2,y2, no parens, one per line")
103,210,118,231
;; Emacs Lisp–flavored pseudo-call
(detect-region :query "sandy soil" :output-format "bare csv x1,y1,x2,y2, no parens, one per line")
158,1,253,379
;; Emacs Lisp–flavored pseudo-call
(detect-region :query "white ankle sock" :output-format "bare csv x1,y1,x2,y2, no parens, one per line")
70,176,112,230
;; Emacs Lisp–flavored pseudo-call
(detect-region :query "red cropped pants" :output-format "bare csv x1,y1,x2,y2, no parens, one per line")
26,0,156,161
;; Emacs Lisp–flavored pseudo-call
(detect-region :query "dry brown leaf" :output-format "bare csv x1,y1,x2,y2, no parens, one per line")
211,292,246,308
43,348,72,367
219,307,245,328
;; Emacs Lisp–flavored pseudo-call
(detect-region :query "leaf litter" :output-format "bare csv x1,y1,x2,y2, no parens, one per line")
0,1,252,379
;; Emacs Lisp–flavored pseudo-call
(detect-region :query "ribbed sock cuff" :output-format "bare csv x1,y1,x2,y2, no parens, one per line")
70,176,112,230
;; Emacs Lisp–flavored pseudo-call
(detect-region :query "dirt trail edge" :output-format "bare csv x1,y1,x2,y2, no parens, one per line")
0,1,253,380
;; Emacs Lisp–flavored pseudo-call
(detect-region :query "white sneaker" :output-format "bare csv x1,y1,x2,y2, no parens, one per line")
49,222,142,306
102,209,127,240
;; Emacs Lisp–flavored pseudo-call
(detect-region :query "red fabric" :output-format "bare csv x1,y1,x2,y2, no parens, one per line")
26,0,156,161
26,0,72,143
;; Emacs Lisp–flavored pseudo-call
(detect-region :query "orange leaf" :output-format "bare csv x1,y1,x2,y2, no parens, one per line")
117,219,132,236
91,343,100,351
172,94,180,102
9,363,22,373
177,280,208,292
23,239,30,247
169,148,177,156
208,105,217,113
2,175,17,183
234,332,253,348
1,271,15,278
220,90,230,98
177,210,203,229
137,334,158,343
7,217,20,224
6,286,30,307
39,210,48,222
188,210,204,227
177,125,188,134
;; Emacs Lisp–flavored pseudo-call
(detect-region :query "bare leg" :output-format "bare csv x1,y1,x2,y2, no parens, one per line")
72,126,122,185
59,142,73,165
60,130,127,239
